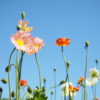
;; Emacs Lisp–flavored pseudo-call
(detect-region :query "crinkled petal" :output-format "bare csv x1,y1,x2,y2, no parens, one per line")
23,20,28,28
86,77,98,86
25,27,34,32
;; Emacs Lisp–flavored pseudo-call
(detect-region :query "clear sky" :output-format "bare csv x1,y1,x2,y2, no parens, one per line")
0,0,100,100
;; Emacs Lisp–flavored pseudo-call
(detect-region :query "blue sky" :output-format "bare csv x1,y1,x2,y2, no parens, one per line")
0,0,100,100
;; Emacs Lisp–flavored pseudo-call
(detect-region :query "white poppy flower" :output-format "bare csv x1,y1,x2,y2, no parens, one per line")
61,82,77,97
86,67,100,86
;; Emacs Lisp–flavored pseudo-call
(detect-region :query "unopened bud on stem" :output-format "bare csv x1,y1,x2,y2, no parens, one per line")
2,78,8,84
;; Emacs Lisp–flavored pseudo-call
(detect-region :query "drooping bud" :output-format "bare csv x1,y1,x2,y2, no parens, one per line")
27,87,33,93
96,59,98,63
21,12,25,19
17,25,20,31
11,91,15,98
54,68,57,71
5,65,11,72
85,41,89,47
60,80,66,85
51,91,54,95
2,78,8,84
0,87,3,92
44,78,47,82
66,61,70,67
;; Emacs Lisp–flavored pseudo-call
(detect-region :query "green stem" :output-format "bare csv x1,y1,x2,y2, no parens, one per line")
51,94,52,100
20,84,29,93
8,47,16,100
22,92,28,100
0,93,2,100
85,90,88,100
54,71,56,100
61,46,70,99
92,86,96,99
61,94,63,100
35,53,42,90
16,50,19,100
81,86,83,100
46,84,60,91
84,47,88,100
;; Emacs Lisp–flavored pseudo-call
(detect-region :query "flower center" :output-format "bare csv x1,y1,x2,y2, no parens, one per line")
16,39,24,46
90,72,98,78
34,45,39,47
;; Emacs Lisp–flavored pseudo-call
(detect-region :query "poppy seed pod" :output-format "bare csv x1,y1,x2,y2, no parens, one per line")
54,68,57,71
5,66,11,72
96,59,98,63
11,91,15,98
44,78,47,82
60,80,66,85
51,91,54,95
17,25,20,31
85,41,89,47
28,87,32,93
21,12,25,19
2,78,8,84
67,61,70,67
0,87,3,92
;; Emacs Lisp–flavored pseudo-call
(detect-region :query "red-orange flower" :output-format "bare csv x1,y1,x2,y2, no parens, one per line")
69,85,79,93
55,37,70,46
20,79,27,86
77,76,85,84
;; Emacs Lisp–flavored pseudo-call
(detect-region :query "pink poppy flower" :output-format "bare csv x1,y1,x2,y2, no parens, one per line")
11,30,34,55
18,20,33,32
26,37,44,54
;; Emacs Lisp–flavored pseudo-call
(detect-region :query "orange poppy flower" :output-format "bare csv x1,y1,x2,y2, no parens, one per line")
55,37,70,46
20,79,27,86
77,76,85,84
69,85,79,93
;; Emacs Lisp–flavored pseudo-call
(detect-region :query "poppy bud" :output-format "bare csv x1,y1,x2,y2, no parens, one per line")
96,59,98,63
5,66,11,72
17,25,20,31
80,83,83,86
51,91,54,95
54,68,57,71
0,87,3,92
28,87,32,93
11,91,15,98
2,78,8,84
41,92,45,98
44,78,47,82
70,97,74,100
67,61,70,67
60,80,66,85
85,41,89,47
21,12,25,19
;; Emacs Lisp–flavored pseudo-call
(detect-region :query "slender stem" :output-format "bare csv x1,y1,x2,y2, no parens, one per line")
0,79,2,81
73,92,74,100
20,84,29,93
8,47,16,100
84,47,88,100
85,90,88,100
61,94,63,100
16,50,19,100
54,71,56,100
22,92,28,100
51,94,52,100
61,46,70,99
46,84,60,91
92,86,96,99
81,86,83,100
35,53,42,90
0,93,2,100
44,81,46,88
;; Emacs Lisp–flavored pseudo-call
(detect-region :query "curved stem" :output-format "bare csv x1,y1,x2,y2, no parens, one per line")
22,92,28,100
8,47,16,100
20,84,29,93
92,86,96,99
84,47,88,100
35,53,42,90
54,71,56,100
46,84,60,91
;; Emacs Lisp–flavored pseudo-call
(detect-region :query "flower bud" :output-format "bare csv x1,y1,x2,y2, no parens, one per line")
28,87,32,93
0,87,3,92
67,61,70,67
60,80,66,85
17,25,20,31
54,68,57,71
5,66,11,72
2,78,8,84
85,41,89,47
11,91,15,98
51,91,54,95
44,78,47,82
80,83,83,86
21,12,25,19
70,97,74,100
96,59,98,63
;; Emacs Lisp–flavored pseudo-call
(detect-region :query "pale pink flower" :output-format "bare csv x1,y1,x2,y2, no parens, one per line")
18,20,33,32
11,30,34,55
26,37,44,54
